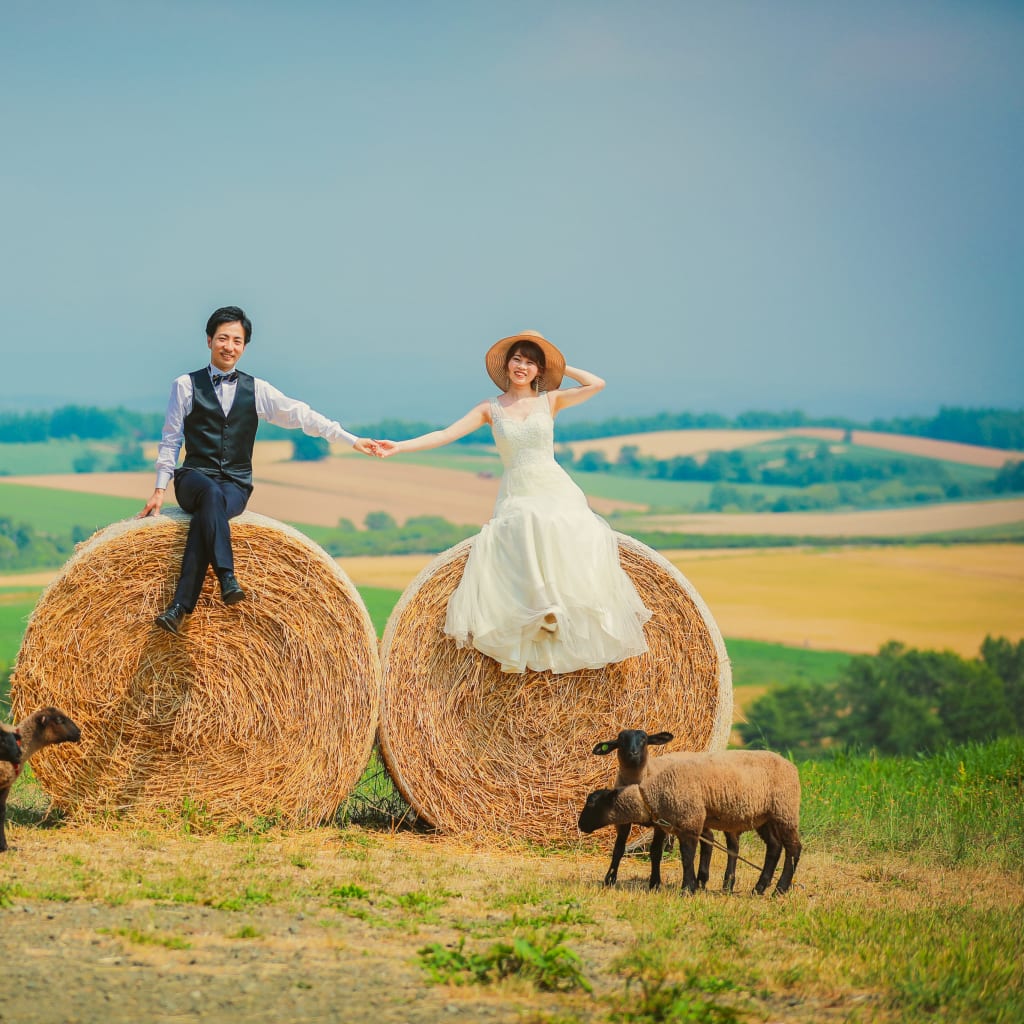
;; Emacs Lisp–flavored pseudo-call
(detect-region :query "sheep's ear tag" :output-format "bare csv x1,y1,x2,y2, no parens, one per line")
594,743,615,755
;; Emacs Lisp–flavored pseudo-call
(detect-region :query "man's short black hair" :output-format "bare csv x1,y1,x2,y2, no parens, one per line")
206,306,252,345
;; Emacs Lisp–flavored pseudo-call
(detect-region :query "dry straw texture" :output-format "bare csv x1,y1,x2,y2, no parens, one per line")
379,534,732,842
11,511,380,826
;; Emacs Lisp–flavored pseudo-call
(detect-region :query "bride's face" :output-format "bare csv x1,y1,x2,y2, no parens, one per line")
507,350,540,389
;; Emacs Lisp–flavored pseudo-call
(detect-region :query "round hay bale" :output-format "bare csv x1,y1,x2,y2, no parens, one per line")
11,510,380,826
379,533,732,842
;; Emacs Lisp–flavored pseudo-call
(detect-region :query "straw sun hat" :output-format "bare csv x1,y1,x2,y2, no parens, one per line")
485,330,566,392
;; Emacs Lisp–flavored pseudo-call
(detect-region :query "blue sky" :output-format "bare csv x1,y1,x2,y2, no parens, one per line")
2,1,1021,426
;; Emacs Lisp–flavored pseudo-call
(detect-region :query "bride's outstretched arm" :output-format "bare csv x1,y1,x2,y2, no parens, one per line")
377,401,490,457
550,365,606,414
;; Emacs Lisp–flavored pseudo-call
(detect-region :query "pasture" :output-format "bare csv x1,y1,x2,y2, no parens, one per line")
1,738,1021,1023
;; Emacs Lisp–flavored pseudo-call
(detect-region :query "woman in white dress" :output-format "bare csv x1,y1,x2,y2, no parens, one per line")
377,331,651,674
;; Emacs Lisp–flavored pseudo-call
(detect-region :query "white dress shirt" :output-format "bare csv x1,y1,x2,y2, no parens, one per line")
154,365,357,489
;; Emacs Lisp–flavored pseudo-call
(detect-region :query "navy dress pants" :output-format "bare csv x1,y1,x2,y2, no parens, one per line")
171,468,250,611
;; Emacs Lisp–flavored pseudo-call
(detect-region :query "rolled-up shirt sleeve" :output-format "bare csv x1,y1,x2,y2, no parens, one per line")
255,379,358,446
154,375,193,489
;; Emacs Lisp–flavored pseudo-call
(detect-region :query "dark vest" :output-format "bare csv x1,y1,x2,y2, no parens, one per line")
178,369,259,492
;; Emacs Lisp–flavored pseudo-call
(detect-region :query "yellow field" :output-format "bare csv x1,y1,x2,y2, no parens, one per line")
4,544,1020,658
336,544,1024,657
666,544,1024,656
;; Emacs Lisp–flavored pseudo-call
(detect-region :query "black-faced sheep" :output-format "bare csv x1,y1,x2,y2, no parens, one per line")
579,749,802,895
0,708,82,853
0,726,21,767
592,729,740,891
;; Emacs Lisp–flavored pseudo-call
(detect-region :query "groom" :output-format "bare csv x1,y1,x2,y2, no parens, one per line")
139,305,379,636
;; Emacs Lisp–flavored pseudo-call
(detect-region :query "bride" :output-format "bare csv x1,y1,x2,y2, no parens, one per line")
376,330,651,674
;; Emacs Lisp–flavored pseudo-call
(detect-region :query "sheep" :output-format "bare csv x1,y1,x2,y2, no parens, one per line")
0,726,21,767
591,729,740,891
0,708,82,853
578,749,802,895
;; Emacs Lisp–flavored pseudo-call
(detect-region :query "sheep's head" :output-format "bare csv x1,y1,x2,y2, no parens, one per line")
577,788,619,834
0,728,20,767
33,708,82,748
592,729,673,771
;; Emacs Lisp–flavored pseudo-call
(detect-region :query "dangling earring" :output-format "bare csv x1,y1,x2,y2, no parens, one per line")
536,373,545,394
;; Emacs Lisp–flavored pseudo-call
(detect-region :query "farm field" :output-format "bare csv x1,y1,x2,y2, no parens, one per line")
565,426,1024,467
3,543,1019,661
4,468,1023,540
324,543,1024,657
0,738,1021,1024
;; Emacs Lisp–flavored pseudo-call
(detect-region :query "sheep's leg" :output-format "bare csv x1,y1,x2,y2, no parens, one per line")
604,824,630,886
722,831,740,892
773,830,803,895
696,829,714,889
677,832,700,893
648,827,666,890
0,787,8,853
753,823,783,895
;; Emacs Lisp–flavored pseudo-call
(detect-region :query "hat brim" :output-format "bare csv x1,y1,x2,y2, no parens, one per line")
485,332,566,392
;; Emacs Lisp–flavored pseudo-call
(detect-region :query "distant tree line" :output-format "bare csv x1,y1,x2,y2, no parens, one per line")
314,513,477,556
3,404,1021,451
560,441,1024,512
739,637,1024,758
0,517,83,571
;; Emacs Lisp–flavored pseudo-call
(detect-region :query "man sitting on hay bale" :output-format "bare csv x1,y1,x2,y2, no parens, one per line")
138,304,379,636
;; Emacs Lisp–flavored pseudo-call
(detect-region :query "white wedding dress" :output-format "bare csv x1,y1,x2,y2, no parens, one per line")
444,394,652,673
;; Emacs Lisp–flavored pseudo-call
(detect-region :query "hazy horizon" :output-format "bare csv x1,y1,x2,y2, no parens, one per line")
3,2,1021,426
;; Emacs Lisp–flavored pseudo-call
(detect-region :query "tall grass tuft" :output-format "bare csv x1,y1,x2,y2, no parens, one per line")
799,736,1024,869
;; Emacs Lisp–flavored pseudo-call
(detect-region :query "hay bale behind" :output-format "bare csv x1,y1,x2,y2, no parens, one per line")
379,533,731,842
11,510,380,826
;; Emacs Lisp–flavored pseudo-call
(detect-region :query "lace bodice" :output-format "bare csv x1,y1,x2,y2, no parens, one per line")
490,396,555,471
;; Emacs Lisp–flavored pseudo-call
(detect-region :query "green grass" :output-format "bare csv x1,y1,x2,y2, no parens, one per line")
727,639,850,689
0,596,38,669
358,586,402,635
800,736,1024,868
0,481,140,535
0,440,119,476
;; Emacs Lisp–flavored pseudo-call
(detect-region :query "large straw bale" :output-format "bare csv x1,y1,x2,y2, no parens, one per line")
379,533,731,842
11,510,380,826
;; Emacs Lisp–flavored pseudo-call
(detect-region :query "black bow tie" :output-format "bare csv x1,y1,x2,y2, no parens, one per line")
211,371,238,385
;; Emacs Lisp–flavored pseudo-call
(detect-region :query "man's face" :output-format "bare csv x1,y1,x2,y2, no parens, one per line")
207,321,247,371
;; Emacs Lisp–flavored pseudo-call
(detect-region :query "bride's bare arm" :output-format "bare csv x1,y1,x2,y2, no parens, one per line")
549,365,606,414
377,401,490,457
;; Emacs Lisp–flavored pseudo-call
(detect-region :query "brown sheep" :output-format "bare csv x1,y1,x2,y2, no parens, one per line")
592,729,740,891
0,708,81,853
579,749,802,895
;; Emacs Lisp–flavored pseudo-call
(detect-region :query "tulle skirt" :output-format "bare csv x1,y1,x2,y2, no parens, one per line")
444,461,651,673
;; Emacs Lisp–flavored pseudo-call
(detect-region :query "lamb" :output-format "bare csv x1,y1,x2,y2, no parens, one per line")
591,729,739,891
579,749,802,895
0,708,82,853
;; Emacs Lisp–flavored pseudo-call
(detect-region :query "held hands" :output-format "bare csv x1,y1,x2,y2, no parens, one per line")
353,437,401,458
374,440,401,458
352,437,382,457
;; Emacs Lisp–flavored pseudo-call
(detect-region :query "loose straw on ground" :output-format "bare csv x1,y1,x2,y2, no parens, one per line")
379,534,732,842
11,510,380,826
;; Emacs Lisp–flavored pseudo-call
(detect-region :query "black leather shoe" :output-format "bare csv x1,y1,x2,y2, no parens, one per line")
155,603,188,635
218,571,246,606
